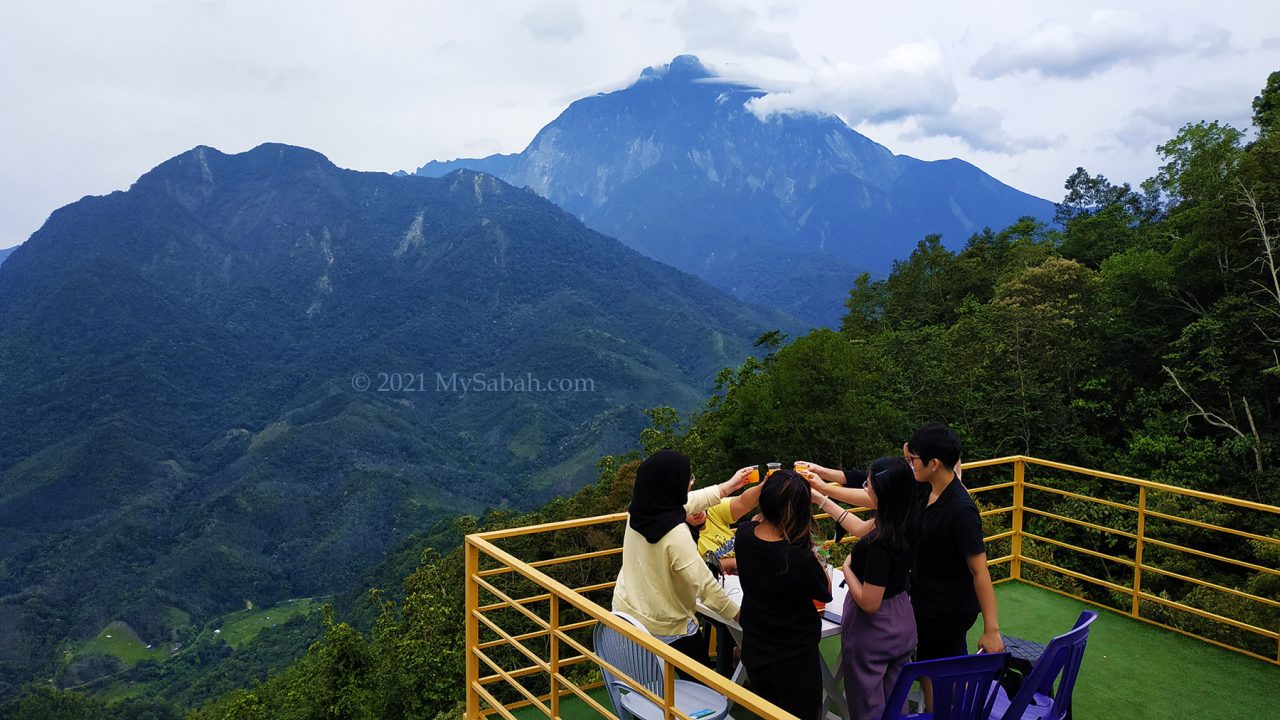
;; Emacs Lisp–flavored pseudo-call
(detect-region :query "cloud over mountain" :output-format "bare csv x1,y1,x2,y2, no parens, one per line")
744,43,1057,155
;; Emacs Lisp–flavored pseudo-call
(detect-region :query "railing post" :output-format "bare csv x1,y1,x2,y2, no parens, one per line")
663,662,676,720
465,538,480,720
550,594,561,719
1012,457,1025,581
1132,487,1147,618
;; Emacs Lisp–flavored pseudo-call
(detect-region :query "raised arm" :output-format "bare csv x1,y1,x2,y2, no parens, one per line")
728,479,765,521
812,489,876,538
797,460,847,485
821,483,873,508
800,467,872,510
684,466,755,515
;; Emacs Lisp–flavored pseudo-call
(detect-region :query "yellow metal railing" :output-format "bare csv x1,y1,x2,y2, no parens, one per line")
465,514,796,720
966,456,1280,665
464,455,1280,720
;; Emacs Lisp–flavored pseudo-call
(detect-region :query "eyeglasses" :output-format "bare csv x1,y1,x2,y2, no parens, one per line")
862,477,871,489
904,453,921,466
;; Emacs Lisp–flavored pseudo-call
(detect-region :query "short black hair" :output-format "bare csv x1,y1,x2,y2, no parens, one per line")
907,422,961,469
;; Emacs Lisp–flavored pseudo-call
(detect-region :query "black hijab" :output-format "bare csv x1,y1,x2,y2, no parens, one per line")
628,449,693,544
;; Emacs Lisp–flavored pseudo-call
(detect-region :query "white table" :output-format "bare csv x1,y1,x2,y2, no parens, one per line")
696,567,850,720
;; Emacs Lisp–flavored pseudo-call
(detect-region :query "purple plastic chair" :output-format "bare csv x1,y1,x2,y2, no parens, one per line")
882,651,1008,720
988,611,1098,720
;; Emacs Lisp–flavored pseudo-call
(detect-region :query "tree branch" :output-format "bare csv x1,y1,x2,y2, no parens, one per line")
1163,366,1265,476
1241,396,1264,476
1163,366,1246,439
1240,184,1280,315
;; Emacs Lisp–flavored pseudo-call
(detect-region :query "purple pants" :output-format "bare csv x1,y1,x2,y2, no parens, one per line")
840,591,917,720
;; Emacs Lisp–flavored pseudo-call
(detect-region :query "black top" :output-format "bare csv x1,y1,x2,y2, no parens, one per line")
909,479,985,620
840,468,868,486
849,532,911,598
734,521,833,662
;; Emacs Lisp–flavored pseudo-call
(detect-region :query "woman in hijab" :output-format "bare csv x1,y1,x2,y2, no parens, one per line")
612,449,753,663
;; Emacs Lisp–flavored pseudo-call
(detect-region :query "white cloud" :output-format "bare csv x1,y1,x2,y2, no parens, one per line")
1190,28,1233,56
1,1,1278,245
973,10,1187,79
908,108,1064,154
746,43,956,124
675,0,799,61
745,43,1057,155
1115,83,1257,150
523,1,585,44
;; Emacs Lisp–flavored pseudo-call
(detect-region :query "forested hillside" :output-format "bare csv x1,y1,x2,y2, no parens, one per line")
0,143,787,698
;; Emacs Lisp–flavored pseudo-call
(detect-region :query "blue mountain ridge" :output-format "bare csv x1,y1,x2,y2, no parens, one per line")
414,55,1055,326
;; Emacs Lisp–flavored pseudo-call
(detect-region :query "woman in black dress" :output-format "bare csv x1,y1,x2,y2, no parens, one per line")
734,469,832,719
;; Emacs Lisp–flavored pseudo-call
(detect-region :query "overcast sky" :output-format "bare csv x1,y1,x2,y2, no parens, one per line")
2,0,1277,249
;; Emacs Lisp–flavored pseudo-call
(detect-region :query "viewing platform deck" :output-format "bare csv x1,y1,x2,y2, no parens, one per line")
510,582,1280,720
464,456,1280,720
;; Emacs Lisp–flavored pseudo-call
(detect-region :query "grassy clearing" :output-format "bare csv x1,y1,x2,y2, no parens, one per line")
80,621,168,665
217,597,322,648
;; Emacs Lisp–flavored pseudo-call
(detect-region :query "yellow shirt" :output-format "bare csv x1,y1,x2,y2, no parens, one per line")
612,486,740,636
697,498,736,558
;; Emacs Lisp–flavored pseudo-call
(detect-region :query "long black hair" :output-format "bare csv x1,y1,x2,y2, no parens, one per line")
866,456,917,553
758,469,816,547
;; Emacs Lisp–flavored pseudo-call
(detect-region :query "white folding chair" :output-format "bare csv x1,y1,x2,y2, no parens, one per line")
592,611,730,720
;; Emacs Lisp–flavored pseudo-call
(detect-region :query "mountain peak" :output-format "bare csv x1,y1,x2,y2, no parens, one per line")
638,54,714,83
135,143,340,197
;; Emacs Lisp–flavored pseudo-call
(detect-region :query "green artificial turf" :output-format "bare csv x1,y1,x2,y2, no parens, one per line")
968,582,1280,720
511,582,1280,719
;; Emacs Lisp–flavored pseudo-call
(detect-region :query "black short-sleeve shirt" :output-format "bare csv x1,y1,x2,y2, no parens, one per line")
849,533,911,598
840,468,867,486
909,479,986,621
735,521,833,662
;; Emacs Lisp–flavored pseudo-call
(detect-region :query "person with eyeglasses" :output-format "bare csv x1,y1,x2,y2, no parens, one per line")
800,424,1002,709
901,422,1003,664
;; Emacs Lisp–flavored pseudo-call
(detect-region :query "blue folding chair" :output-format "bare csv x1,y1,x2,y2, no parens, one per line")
592,611,730,720
883,651,1008,720
988,611,1098,720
